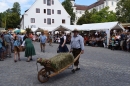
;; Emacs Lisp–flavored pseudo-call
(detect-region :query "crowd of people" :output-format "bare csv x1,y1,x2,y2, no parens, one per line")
83,31,130,52
0,29,84,73
0,29,130,64
0,31,36,62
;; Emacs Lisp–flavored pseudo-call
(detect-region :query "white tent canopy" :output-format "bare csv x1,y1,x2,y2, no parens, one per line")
52,25,81,31
40,27,56,32
31,28,38,32
78,22,125,31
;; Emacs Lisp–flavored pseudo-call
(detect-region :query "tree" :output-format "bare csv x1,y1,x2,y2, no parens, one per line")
77,10,93,25
116,0,130,23
12,2,21,15
91,7,117,23
0,13,2,27
6,13,20,28
77,7,117,25
62,0,75,25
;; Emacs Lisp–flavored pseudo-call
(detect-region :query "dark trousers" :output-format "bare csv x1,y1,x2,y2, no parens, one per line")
72,48,81,66
40,43,45,52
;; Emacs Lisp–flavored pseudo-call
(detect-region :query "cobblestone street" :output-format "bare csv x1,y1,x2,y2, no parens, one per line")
0,42,130,86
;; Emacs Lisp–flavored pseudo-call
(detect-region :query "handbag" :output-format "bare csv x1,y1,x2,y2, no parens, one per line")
21,41,25,46
19,46,25,52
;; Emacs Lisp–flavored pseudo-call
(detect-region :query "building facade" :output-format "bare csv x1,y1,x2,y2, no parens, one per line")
88,0,118,13
71,0,119,24
71,0,88,25
20,0,70,29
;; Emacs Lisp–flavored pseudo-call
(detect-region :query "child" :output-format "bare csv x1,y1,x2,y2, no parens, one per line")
13,36,21,62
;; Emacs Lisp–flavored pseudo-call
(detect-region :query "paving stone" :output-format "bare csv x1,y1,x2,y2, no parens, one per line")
0,42,130,86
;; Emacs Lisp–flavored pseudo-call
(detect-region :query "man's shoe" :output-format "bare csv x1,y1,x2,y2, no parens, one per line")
30,58,33,61
9,56,12,58
14,60,17,62
71,69,75,73
75,68,80,71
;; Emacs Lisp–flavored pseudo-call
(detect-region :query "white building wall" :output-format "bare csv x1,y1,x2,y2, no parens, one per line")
88,0,118,12
21,0,70,29
73,10,85,24
107,0,117,12
20,18,24,29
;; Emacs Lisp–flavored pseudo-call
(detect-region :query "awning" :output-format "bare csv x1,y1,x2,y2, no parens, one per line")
78,22,125,31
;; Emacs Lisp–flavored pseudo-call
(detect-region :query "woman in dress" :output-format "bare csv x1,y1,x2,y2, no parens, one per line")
25,33,36,62
58,31,69,53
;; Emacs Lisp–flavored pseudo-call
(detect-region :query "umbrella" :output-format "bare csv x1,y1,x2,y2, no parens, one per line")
21,29,26,33
14,29,20,33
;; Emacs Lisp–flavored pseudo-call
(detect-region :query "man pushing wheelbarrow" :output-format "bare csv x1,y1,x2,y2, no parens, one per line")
36,29,84,83
70,28,84,73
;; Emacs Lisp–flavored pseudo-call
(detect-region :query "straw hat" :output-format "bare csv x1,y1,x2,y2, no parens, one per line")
72,28,79,32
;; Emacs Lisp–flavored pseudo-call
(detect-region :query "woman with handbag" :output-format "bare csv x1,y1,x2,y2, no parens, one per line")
25,33,36,62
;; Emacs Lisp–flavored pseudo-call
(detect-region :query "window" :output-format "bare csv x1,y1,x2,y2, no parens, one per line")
44,19,46,23
75,17,77,20
47,0,51,6
57,10,61,14
112,2,114,6
47,9,51,15
52,9,54,14
103,4,104,8
62,19,65,24
80,11,82,14
43,0,46,4
44,9,46,13
47,18,51,24
52,19,54,23
106,1,108,6
31,25,36,28
52,0,54,5
36,8,40,13
31,18,35,23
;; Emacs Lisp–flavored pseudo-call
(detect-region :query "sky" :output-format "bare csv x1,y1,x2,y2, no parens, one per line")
0,0,97,14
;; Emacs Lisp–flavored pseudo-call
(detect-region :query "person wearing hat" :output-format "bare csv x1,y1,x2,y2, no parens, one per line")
39,31,47,52
70,29,84,73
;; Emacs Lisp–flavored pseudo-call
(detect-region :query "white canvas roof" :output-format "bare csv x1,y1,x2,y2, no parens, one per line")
31,27,56,32
52,25,80,31
78,22,125,31
40,27,56,31
31,28,38,32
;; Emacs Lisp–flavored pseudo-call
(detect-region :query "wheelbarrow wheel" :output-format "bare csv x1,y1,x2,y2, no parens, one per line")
38,68,50,83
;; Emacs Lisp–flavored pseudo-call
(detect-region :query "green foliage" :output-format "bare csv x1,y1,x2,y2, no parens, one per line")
77,7,117,25
116,0,130,23
6,13,20,28
0,13,2,27
26,28,32,34
12,2,21,15
62,0,75,25
0,2,21,29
